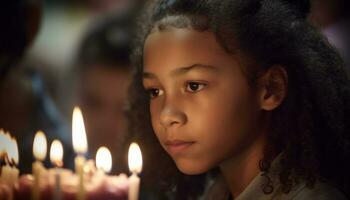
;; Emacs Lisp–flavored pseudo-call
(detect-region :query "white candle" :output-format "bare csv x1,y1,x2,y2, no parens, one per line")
0,178,14,200
50,140,63,200
93,146,112,195
75,156,85,200
72,107,88,200
128,143,143,200
0,165,19,187
0,131,19,188
32,131,47,200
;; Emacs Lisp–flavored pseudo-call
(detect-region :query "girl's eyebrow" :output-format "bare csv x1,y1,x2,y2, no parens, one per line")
143,71,157,79
143,64,218,79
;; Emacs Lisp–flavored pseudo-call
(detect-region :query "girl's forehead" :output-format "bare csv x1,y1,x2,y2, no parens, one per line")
142,28,244,79
143,29,230,70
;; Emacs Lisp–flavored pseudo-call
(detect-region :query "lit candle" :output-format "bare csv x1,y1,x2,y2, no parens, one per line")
32,131,47,200
72,107,88,200
0,130,19,192
96,147,112,174
49,140,63,200
89,146,129,199
128,143,142,200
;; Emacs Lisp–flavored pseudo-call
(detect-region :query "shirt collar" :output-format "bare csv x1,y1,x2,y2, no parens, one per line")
234,153,283,200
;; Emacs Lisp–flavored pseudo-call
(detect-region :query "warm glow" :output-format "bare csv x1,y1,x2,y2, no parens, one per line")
10,139,18,165
128,143,142,174
96,147,112,173
0,130,19,164
33,131,47,161
0,129,8,153
0,130,12,155
50,140,63,167
72,107,88,154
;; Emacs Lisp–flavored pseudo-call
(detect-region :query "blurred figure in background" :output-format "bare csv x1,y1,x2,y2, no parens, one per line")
0,0,74,173
26,0,146,118
73,13,136,173
0,67,74,173
1,0,145,173
309,0,349,66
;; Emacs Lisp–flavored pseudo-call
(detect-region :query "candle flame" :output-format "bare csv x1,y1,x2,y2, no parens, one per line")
33,131,47,161
10,139,18,165
0,130,19,164
72,107,88,154
96,146,112,173
50,140,63,167
0,129,9,153
128,142,142,174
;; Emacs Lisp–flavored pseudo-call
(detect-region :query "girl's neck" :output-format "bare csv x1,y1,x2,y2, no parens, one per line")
219,133,267,198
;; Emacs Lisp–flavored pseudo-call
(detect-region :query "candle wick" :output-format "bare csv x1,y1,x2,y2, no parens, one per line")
0,152,6,160
9,158,17,167
0,152,7,166
131,171,138,176
2,153,8,163
3,153,13,166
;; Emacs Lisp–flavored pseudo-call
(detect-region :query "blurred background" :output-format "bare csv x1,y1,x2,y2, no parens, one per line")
0,0,348,175
0,0,144,174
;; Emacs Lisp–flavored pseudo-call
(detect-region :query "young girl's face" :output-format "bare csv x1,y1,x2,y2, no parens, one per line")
143,28,266,175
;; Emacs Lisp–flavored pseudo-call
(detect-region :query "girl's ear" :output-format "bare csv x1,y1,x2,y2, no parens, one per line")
258,65,288,111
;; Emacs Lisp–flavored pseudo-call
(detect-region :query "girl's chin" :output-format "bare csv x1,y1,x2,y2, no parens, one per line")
174,158,211,175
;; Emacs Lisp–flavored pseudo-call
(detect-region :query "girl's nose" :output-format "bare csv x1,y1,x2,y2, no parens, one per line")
160,103,187,128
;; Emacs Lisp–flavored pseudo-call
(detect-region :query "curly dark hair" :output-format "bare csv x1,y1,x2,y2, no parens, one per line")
127,0,350,199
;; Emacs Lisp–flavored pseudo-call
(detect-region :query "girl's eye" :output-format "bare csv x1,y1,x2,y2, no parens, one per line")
147,88,164,99
186,82,206,93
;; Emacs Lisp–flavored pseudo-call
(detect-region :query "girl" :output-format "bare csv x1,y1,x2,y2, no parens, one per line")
127,0,350,199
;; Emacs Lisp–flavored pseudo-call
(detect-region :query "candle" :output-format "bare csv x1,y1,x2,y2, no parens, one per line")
72,107,88,200
128,143,142,200
1,165,19,187
32,131,47,200
85,146,129,200
0,130,19,188
49,140,63,200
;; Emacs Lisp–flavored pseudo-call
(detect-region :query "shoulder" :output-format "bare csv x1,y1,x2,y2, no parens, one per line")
289,181,348,200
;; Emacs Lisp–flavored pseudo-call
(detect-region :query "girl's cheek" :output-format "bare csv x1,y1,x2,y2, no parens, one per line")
150,101,159,118
150,101,162,130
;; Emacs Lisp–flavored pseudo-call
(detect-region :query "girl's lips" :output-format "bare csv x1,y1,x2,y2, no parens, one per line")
164,140,195,155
